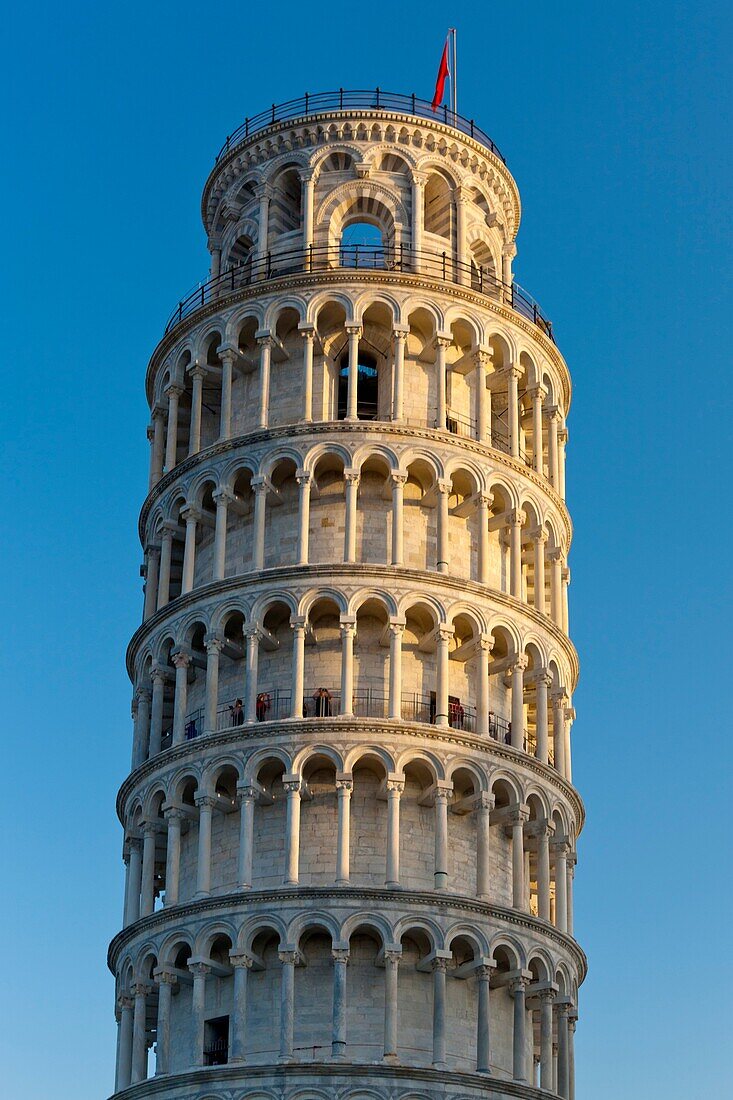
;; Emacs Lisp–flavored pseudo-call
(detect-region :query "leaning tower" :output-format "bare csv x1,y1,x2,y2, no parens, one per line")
110,90,583,1100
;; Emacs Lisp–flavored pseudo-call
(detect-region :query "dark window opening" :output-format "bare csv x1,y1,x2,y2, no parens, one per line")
204,1016,229,1066
337,349,379,421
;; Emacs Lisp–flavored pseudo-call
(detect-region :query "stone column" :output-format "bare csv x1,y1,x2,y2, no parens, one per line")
432,956,449,1068
392,324,409,421
301,170,315,250
511,976,529,1082
256,183,270,257
140,824,157,917
533,530,547,613
505,366,522,458
171,651,191,745
390,472,406,565
298,325,316,421
149,406,165,487
558,427,568,499
237,784,258,889
434,786,451,889
180,507,199,594
339,619,356,715
284,778,301,885
435,334,451,428
335,779,353,884
124,837,142,925
510,655,528,749
548,407,561,489
385,779,403,886
154,968,176,1075
219,348,236,441
211,490,230,581
553,840,569,933
131,687,151,768
163,807,183,906
475,348,491,441
290,617,306,718
476,792,494,899
149,668,166,756
510,808,529,909
476,963,494,1073
203,635,222,734
552,689,568,776
567,852,576,936
189,962,210,1066
195,795,216,897
562,566,571,635
251,477,268,570
530,385,546,474
331,947,349,1059
256,334,273,429
557,1001,570,1097
536,670,552,764
383,947,401,1060
435,625,453,726
410,172,425,258
296,470,312,565
539,989,555,1089
156,526,174,610
568,1010,577,1100
455,188,468,273
164,383,182,471
549,548,563,626
477,494,492,584
343,469,360,562
388,621,404,719
436,478,451,572
116,995,134,1090
229,953,254,1063
143,548,160,621
278,950,298,1062
477,633,493,735
244,628,259,723
537,819,553,921
345,324,362,420
187,365,207,455
130,982,149,1083
509,509,525,597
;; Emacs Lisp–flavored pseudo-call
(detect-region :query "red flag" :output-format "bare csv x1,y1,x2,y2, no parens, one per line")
431,38,450,111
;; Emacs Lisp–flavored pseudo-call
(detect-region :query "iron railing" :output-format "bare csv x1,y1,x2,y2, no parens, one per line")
214,89,506,165
164,244,553,343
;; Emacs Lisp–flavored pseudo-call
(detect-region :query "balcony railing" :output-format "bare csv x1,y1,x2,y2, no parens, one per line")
214,89,506,165
164,244,553,343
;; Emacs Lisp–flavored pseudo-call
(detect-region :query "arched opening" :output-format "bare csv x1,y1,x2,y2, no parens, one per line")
268,167,302,242
338,346,379,420
340,220,385,267
424,171,454,242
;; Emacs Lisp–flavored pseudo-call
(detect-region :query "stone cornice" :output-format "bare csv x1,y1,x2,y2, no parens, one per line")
109,1058,557,1100
145,269,570,412
114,713,585,832
107,884,587,980
138,422,573,545
126,563,579,687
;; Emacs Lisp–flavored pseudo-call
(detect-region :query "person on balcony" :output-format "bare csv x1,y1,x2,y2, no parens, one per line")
185,717,197,740
449,698,465,730
229,699,244,726
256,692,271,722
313,687,332,717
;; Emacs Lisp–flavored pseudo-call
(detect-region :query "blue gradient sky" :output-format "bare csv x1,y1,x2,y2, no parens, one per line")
1,2,730,1096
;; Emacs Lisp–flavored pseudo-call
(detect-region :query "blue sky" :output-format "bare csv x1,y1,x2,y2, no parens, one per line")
1,1,730,1096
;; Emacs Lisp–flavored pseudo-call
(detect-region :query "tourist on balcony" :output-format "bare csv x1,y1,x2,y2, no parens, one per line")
313,687,332,717
185,717,197,740
256,692,271,722
229,699,244,726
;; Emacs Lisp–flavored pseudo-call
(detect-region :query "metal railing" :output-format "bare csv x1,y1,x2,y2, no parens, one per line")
214,89,506,165
443,409,477,440
164,244,553,343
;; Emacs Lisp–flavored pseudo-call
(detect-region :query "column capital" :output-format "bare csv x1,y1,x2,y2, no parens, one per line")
237,783,260,803
290,615,307,633
386,778,405,794
411,170,428,187
551,687,569,707
188,363,208,382
435,330,453,349
548,546,565,562
180,505,203,524
476,492,494,509
295,469,313,486
164,382,184,399
529,384,548,402
508,804,531,825
298,321,316,338
474,346,493,368
387,619,406,637
502,364,523,382
254,182,272,199
250,475,271,494
437,624,455,644
509,654,529,673
282,777,302,795
163,805,186,826
339,617,357,636
345,322,363,338
331,948,350,964
477,632,495,653
384,947,402,965
130,980,151,998
475,791,495,812
188,961,212,979
151,403,166,421
392,323,410,339
229,952,254,969
116,993,134,1014
335,778,354,793
134,685,152,704
389,470,408,487
212,487,236,506
278,949,300,966
508,508,526,526
343,468,361,485
436,477,452,495
205,633,225,655
547,404,563,421
256,332,275,349
509,972,532,993
171,650,192,670
150,664,168,686
153,966,178,986
431,954,451,973
551,838,570,858
194,794,219,812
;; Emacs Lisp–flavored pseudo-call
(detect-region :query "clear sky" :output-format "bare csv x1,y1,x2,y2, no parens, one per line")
1,2,730,1096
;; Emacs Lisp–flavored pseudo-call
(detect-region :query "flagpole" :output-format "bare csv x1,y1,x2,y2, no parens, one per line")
450,27,457,121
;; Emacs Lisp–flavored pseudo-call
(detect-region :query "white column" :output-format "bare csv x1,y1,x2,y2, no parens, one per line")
477,635,492,736
436,478,451,572
116,995,134,1090
237,785,257,889
477,494,492,584
568,1011,577,1100
434,785,451,889
552,690,568,777
256,334,273,429
296,471,312,565
163,807,183,906
435,334,451,428
558,427,568,499
455,189,468,275
388,621,404,719
537,820,552,921
244,628,259,723
536,671,552,764
510,655,528,750
509,509,525,597
505,366,522,458
131,688,151,768
130,982,149,1083
278,950,297,1061
390,472,406,565
432,956,449,1068
343,469,359,563
476,962,494,1073
475,348,491,440
567,853,576,936
171,651,191,745
299,325,315,421
383,948,401,1060
511,809,528,909
251,478,268,569
290,617,306,718
149,669,166,756
331,948,349,1058
557,1001,570,1097
335,779,353,885
511,976,529,1081
562,566,571,635
533,531,547,613
553,840,569,933
435,625,453,726
229,953,253,1063
204,636,222,734
187,365,207,455
123,837,142,925
212,490,230,581
476,792,494,899
392,324,409,420
548,408,561,488
540,989,555,1088
149,407,165,487
385,779,403,886
345,324,362,420
164,384,182,471
549,548,563,625
219,348,236,441
180,507,199,594
283,778,301,884
156,527,174,610
502,243,516,297
410,172,425,261
195,796,215,897
256,183,270,258
189,963,210,1066
339,619,356,715
301,170,315,250
143,547,160,621
154,969,176,1075
140,824,157,917
530,385,546,474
